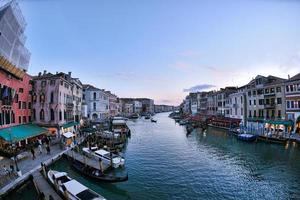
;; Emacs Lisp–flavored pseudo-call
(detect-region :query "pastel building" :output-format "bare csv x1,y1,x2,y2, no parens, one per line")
32,71,81,135
82,84,109,121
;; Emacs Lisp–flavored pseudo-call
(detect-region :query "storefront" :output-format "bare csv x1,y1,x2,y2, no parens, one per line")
60,121,80,135
264,120,293,136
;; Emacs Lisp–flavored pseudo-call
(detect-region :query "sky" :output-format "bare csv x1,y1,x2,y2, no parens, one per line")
18,0,300,105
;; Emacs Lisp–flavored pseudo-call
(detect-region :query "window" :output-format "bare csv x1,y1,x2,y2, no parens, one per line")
41,81,46,87
22,102,26,109
286,85,289,92
40,94,45,103
59,110,62,121
257,89,264,95
287,101,290,109
40,109,45,120
254,110,257,117
276,87,281,93
266,99,270,105
277,98,282,104
64,110,66,120
254,100,256,105
32,109,36,120
278,110,281,118
270,88,275,93
271,98,275,105
249,110,252,117
50,80,55,85
19,88,24,93
253,91,256,96
28,102,31,109
248,91,251,96
290,85,294,92
93,92,97,100
298,101,300,108
50,109,55,121
28,116,32,122
271,110,275,118
291,101,295,108
265,89,269,94
249,100,251,105
19,116,21,124
259,99,264,105
83,94,85,100
50,92,54,103
60,81,63,86
23,116,26,123
18,101,21,109
93,102,96,110
11,111,15,123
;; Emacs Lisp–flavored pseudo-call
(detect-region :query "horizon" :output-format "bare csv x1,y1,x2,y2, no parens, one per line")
19,0,300,105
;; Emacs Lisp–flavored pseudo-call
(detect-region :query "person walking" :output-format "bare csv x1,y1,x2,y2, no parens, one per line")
30,147,36,160
38,143,43,154
46,145,50,155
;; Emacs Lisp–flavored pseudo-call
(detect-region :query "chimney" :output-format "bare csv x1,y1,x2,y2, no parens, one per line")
43,70,47,75
38,72,41,77
68,72,72,77
288,74,290,80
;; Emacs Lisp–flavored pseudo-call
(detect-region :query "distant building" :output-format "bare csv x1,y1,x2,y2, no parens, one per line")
82,84,109,121
227,86,247,125
0,1,30,71
154,104,174,113
207,91,217,116
32,71,82,135
285,73,300,134
119,98,154,115
133,100,142,114
105,91,119,117
217,87,237,116
189,93,198,115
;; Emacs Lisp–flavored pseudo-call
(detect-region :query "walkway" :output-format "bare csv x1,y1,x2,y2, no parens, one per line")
33,170,62,200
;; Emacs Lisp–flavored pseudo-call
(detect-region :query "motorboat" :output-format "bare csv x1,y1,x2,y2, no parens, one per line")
71,160,128,183
237,133,257,142
151,118,157,123
82,147,125,169
47,170,106,200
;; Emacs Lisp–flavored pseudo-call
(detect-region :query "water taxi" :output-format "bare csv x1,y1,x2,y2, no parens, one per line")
47,170,106,200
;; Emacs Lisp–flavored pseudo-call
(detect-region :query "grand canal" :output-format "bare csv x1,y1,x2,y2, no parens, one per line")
51,112,300,199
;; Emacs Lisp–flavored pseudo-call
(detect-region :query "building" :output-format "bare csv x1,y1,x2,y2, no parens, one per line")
0,1,30,71
119,98,154,115
82,84,109,121
133,100,142,114
227,86,247,125
245,75,286,131
105,91,119,117
207,91,217,116
154,104,174,113
32,71,81,135
197,92,209,115
189,93,198,115
285,73,300,134
217,87,237,116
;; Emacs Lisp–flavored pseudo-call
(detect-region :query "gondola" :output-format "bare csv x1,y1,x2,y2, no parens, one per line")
71,160,128,183
151,119,157,123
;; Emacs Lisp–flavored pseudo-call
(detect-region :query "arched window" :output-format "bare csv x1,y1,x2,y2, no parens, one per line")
50,109,55,121
64,110,66,120
50,92,54,103
40,93,45,103
59,110,62,121
93,102,96,110
40,109,45,120
93,92,97,100
32,109,36,120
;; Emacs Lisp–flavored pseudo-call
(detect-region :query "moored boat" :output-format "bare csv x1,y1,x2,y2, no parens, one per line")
151,118,157,123
237,133,257,142
71,160,128,183
257,135,288,144
47,170,106,200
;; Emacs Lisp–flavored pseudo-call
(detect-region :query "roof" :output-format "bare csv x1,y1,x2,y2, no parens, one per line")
288,73,300,82
0,124,48,142
95,149,109,156
62,132,74,139
112,119,126,125
64,179,87,195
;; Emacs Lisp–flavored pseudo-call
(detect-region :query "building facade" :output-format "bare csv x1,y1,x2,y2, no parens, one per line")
82,84,109,121
285,73,300,134
0,1,30,71
105,91,119,117
32,71,81,135
227,86,246,124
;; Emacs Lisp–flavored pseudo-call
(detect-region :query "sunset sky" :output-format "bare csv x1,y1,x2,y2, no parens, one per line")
19,0,300,105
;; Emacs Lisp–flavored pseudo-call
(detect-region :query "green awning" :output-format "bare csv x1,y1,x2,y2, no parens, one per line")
80,127,97,133
62,121,79,129
0,124,48,143
264,120,293,126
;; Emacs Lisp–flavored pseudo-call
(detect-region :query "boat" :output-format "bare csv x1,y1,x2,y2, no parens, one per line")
237,133,257,142
129,113,139,119
257,135,288,144
179,119,188,126
47,170,106,200
71,160,128,183
151,119,157,123
145,115,151,120
83,147,125,168
112,119,131,136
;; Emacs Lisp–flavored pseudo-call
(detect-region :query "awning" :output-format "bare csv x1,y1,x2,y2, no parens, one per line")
80,127,97,133
265,120,293,126
0,124,48,143
62,121,79,129
62,132,74,139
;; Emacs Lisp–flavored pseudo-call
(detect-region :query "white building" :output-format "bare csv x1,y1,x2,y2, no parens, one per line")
133,101,142,114
0,0,30,71
82,85,109,121
227,86,246,125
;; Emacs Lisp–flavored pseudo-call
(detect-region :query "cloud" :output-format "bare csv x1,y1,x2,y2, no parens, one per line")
183,84,216,92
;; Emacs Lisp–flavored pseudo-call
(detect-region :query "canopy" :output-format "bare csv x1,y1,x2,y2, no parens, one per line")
265,120,293,126
0,124,48,142
63,132,74,138
62,121,79,129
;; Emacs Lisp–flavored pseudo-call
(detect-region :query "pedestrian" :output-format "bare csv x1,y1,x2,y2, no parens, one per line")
30,147,36,160
46,145,50,155
38,143,43,154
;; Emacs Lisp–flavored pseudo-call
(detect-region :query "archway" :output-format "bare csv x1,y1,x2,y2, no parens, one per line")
92,113,98,120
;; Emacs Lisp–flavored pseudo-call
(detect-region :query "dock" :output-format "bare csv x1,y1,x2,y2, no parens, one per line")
64,149,110,171
33,171,62,200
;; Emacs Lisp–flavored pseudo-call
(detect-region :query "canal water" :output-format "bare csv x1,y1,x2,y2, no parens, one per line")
51,112,300,200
